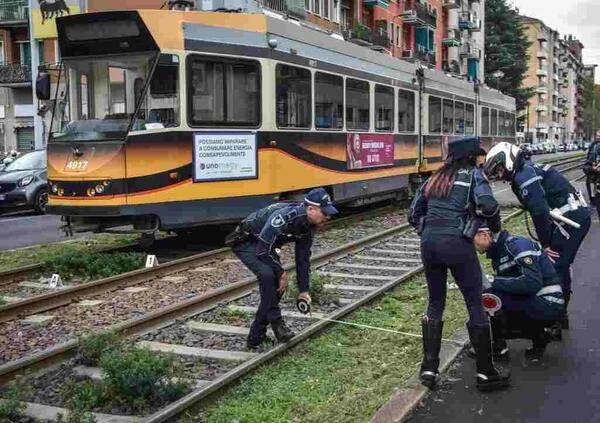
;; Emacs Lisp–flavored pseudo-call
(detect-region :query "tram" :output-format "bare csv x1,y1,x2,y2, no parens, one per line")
44,9,516,234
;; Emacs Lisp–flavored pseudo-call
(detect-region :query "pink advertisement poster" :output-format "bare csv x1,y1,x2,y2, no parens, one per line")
346,133,395,170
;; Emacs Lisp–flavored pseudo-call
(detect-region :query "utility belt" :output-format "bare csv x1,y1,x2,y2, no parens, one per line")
224,224,253,247
421,216,481,240
550,192,588,238
536,284,564,305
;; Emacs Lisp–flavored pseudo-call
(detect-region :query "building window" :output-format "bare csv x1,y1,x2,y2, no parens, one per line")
375,84,394,132
322,0,330,19
0,41,3,65
38,41,44,65
315,71,343,129
398,89,415,132
332,0,339,23
276,64,311,129
454,101,465,134
429,96,441,134
465,104,475,135
189,56,261,127
442,99,454,134
346,78,370,131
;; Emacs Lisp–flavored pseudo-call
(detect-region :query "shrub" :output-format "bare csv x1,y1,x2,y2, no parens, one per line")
99,347,190,411
44,252,144,280
0,377,28,420
77,331,122,366
287,273,339,305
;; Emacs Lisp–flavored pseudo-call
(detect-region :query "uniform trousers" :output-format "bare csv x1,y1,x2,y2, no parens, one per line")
421,232,488,326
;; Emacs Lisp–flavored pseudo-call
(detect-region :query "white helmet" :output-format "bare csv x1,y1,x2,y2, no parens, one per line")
483,142,522,179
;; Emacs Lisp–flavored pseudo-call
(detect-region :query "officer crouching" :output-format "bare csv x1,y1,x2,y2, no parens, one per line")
226,188,338,349
473,226,564,360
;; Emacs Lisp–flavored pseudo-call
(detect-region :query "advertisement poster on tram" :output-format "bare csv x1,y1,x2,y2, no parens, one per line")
193,132,257,182
346,134,394,170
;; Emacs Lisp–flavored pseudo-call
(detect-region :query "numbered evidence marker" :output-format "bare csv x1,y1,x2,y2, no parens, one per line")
145,255,159,268
48,274,63,288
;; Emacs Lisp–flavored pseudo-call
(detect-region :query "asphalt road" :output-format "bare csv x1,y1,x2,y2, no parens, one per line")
0,152,586,252
408,223,600,423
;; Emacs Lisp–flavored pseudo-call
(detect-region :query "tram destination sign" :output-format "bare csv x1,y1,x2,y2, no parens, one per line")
193,132,258,182
346,133,395,170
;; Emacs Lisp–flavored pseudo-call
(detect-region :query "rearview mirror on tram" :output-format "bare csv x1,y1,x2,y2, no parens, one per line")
36,72,50,100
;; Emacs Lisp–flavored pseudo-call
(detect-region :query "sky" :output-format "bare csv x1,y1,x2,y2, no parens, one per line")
511,0,600,83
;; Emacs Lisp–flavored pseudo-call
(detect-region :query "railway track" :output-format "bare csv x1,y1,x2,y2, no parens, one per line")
0,208,521,422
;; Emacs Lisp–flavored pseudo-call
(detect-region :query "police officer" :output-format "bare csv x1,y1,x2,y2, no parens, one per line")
484,142,591,329
228,187,338,348
473,226,564,360
409,136,510,392
583,139,600,219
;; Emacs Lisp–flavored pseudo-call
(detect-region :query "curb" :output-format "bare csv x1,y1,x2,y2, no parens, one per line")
370,327,470,423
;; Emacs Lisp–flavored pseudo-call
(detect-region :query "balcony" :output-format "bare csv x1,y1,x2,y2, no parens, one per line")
256,0,306,18
371,28,391,50
460,43,480,59
536,68,548,77
536,105,548,112
442,28,461,47
537,50,548,59
442,0,461,9
459,13,481,31
402,46,436,67
343,25,373,47
0,63,31,86
363,0,390,9
402,2,437,28
0,1,28,26
535,85,548,94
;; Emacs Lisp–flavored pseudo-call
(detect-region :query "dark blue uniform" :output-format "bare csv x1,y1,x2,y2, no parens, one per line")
232,203,313,337
486,231,564,323
409,167,500,326
583,141,600,218
510,160,591,295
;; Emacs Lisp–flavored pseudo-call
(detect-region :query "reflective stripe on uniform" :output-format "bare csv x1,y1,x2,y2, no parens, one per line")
513,250,542,260
544,296,565,305
454,181,471,187
543,164,551,172
519,176,543,190
498,261,517,272
537,284,563,296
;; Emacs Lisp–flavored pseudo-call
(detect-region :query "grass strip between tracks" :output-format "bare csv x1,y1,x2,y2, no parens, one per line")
181,215,531,423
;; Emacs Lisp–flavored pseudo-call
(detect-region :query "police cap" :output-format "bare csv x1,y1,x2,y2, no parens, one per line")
305,188,338,216
448,136,487,160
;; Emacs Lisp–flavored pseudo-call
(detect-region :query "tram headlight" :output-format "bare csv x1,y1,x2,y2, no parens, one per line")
58,188,64,197
51,184,59,194
95,184,105,194
86,187,96,197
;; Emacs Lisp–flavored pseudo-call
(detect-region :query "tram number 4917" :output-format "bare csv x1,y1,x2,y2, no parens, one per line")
65,160,89,171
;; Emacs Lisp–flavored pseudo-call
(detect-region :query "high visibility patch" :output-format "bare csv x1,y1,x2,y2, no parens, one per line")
271,215,286,228
524,256,534,265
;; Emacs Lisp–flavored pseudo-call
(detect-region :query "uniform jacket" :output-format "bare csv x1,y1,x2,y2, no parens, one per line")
584,141,600,177
409,166,500,236
510,160,577,248
240,203,313,291
487,231,563,318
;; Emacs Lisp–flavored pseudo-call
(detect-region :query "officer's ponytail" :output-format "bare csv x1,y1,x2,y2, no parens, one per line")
425,157,476,199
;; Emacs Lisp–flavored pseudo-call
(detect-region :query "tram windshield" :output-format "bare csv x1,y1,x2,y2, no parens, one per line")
50,53,180,142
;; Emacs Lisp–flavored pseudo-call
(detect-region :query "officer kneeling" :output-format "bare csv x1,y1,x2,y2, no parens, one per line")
227,188,338,349
473,226,565,360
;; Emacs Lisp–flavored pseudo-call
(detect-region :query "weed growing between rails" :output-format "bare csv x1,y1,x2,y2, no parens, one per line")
42,251,145,282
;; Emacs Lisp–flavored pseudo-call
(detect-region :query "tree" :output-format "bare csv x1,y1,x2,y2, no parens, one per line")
484,0,533,109
582,76,600,140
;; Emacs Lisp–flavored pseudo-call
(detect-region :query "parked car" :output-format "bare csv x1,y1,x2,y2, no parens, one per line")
0,150,48,214
558,144,567,152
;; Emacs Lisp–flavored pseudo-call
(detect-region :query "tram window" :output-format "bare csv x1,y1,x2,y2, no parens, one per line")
465,103,474,135
490,109,498,136
346,78,370,131
109,68,126,114
482,107,490,135
454,101,465,134
276,64,311,129
398,89,415,132
375,85,394,132
428,96,441,133
510,113,516,135
498,111,506,136
315,72,343,130
137,54,180,128
189,56,260,127
442,99,454,135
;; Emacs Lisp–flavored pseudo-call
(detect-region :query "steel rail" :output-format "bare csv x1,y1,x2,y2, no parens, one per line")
0,222,412,384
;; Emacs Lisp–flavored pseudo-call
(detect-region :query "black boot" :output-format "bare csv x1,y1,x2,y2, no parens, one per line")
246,320,268,349
420,317,443,389
525,322,551,361
271,319,295,343
468,323,511,392
466,313,510,361
561,292,571,330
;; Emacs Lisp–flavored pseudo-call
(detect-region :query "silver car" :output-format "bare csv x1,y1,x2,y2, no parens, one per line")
0,150,48,214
